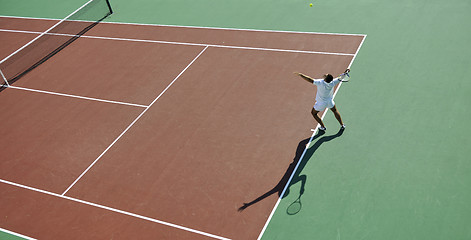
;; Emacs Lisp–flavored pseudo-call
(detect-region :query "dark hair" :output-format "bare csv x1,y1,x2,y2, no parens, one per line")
324,74,333,83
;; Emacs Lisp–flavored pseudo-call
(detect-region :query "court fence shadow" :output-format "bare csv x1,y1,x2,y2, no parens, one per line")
238,128,344,214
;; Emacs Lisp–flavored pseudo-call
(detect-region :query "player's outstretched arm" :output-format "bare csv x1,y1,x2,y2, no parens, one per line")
294,72,314,84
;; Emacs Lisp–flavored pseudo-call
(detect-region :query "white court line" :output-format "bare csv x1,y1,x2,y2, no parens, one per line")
0,28,355,56
1,85,147,108
349,34,367,69
0,178,230,240
0,69,9,86
257,34,367,240
0,15,367,37
0,227,36,240
62,46,208,195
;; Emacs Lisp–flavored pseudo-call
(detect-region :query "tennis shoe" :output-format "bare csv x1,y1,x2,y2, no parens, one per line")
340,124,346,130
318,126,326,131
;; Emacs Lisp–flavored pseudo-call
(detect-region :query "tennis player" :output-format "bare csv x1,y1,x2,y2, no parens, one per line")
295,69,349,131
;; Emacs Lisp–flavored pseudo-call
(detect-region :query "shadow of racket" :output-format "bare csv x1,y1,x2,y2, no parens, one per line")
286,194,302,215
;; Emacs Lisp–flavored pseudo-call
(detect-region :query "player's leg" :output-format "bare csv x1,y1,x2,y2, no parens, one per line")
329,105,345,128
311,108,326,130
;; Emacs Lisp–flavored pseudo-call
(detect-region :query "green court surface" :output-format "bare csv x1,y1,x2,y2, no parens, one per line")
1,0,470,239
0,229,30,240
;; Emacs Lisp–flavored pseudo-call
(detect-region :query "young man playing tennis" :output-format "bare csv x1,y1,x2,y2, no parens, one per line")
295,69,349,131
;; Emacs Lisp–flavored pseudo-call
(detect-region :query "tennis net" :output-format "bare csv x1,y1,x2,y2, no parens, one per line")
0,0,113,86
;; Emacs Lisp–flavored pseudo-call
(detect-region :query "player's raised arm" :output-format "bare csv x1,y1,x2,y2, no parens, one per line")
294,72,314,84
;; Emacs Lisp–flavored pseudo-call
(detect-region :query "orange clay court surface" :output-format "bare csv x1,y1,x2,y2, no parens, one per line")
0,16,365,239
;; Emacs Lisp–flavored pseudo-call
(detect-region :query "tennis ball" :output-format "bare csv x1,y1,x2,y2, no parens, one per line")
309,3,313,7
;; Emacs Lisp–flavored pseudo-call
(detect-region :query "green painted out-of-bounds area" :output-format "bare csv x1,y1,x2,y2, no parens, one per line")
0,0,470,239
0,229,29,240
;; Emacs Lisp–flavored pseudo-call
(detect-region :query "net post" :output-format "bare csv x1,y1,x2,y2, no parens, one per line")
105,0,113,14
0,69,9,87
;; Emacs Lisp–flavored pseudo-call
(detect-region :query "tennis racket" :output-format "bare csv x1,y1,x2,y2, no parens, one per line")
338,69,351,82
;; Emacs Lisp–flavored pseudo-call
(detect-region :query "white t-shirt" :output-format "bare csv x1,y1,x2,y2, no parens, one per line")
313,78,341,102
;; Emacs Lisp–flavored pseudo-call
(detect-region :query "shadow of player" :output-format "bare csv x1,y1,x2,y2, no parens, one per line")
238,128,344,212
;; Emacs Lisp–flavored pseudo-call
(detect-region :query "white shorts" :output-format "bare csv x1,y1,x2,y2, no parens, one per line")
313,99,335,111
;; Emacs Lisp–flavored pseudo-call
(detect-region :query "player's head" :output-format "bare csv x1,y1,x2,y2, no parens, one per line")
323,74,333,83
